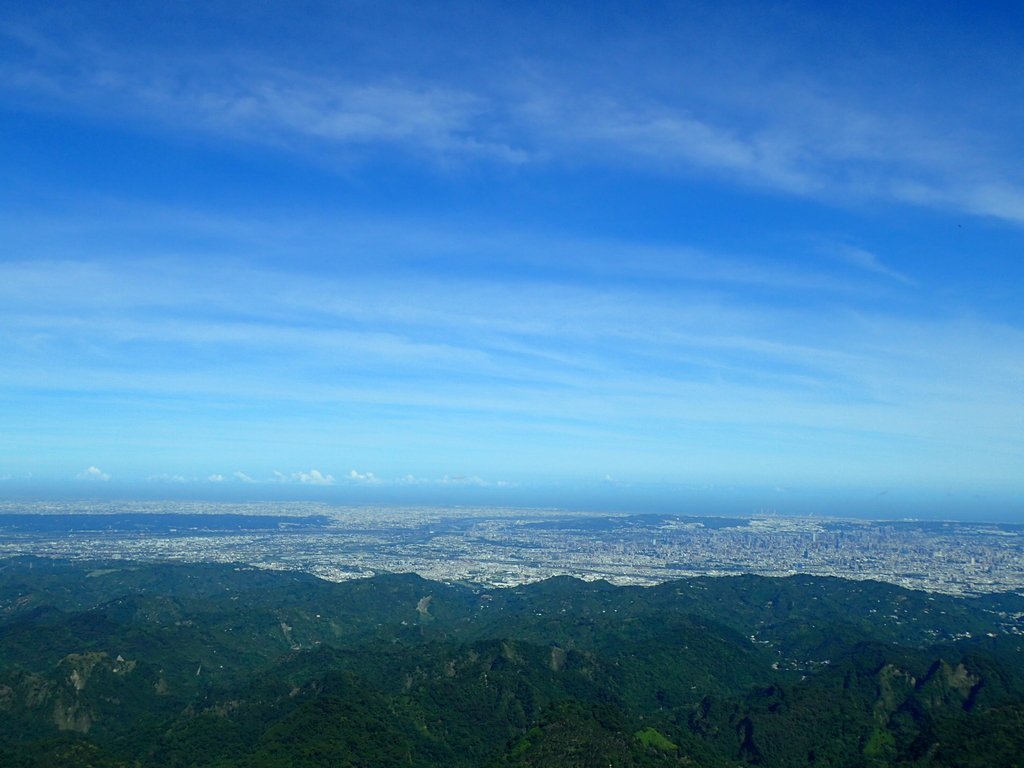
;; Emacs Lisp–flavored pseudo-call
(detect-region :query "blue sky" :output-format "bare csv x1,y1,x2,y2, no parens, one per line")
1,1,1023,517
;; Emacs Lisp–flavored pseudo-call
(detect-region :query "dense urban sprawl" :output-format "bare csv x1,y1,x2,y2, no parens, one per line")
1,501,1021,595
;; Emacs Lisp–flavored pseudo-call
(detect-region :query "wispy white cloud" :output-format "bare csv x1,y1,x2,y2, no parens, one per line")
1,247,1022,472
891,179,1024,225
77,465,110,481
3,18,1023,223
536,96,817,194
293,469,334,485
0,32,525,164
1,3,1022,495
532,85,1024,225
128,468,519,488
257,468,337,485
827,243,915,286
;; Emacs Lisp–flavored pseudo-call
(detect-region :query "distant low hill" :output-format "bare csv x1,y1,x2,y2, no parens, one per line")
0,512,332,534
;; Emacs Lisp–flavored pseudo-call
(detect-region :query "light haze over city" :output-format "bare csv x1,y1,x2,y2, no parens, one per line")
1,1,1022,518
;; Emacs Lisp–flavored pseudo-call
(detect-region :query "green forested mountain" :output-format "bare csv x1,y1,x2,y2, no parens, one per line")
1,557,1022,767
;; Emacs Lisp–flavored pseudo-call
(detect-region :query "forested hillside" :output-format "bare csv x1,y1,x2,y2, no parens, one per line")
1,557,1022,767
